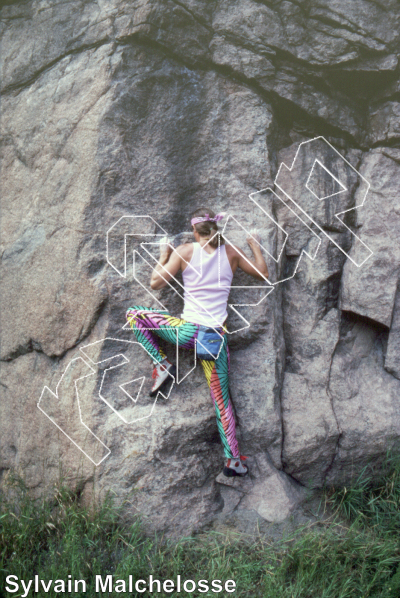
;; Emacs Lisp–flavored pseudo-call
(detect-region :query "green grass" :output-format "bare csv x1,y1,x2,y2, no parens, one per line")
1,452,400,597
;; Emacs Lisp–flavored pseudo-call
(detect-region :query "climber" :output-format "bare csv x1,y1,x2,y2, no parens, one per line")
126,208,269,477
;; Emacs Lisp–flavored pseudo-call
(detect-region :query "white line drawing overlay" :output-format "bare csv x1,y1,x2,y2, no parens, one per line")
274,136,373,267
38,136,372,465
306,159,347,201
37,357,111,466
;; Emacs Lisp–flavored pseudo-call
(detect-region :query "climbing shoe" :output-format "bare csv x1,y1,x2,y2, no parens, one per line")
149,359,176,397
223,455,248,477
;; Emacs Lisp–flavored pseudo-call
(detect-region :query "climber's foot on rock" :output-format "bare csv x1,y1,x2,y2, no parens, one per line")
223,456,248,477
149,359,176,397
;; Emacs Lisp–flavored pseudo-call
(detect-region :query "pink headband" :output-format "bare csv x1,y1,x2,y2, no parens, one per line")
191,212,226,226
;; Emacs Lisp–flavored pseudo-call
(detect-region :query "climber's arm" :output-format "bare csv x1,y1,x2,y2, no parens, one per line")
235,235,269,281
150,247,181,290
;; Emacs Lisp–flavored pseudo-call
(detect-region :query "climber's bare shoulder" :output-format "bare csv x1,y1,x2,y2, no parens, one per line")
175,243,194,271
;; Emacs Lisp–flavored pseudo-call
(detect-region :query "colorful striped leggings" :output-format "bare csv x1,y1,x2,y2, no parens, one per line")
125,305,239,458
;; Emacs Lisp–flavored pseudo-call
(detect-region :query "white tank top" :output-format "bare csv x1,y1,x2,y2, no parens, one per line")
181,242,233,327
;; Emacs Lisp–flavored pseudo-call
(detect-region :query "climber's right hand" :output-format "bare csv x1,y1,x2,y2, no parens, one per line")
246,228,261,252
159,236,174,260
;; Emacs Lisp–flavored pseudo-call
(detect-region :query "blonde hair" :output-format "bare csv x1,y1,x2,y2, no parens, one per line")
191,207,225,249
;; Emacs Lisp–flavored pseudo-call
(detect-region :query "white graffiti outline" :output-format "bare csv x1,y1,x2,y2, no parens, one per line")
120,376,146,402
274,136,373,268
306,158,347,201
37,357,111,466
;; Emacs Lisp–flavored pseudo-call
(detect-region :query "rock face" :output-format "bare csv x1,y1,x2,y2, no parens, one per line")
1,0,400,535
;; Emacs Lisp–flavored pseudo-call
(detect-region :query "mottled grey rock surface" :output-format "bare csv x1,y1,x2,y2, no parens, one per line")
1,0,400,536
